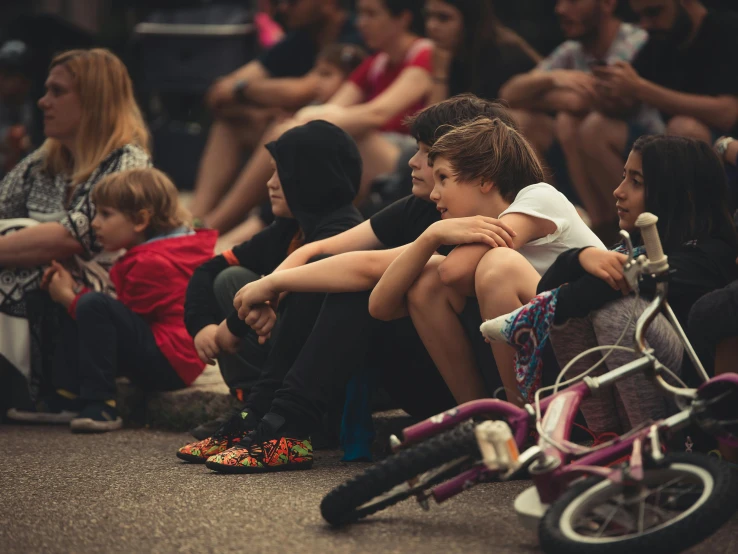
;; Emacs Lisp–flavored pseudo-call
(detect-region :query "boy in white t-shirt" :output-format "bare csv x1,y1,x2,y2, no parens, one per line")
369,117,604,407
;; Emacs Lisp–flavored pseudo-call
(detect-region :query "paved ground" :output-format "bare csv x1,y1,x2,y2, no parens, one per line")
3,425,738,554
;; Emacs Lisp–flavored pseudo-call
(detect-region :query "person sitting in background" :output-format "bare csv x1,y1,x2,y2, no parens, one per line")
565,0,738,227
196,0,433,235
8,169,217,431
215,43,367,251
190,0,362,228
0,48,151,419
179,120,363,449
0,40,34,178
500,0,663,231
424,0,540,105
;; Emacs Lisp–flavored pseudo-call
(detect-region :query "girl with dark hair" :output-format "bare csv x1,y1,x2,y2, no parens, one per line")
483,135,738,435
424,0,540,103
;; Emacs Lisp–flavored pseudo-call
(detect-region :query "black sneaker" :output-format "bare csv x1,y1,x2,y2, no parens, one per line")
70,402,123,433
189,403,245,440
7,393,83,424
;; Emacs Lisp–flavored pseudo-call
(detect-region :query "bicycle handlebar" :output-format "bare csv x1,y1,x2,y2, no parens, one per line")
636,213,669,275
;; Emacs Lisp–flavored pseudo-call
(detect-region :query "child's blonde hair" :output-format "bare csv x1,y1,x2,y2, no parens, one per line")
92,168,190,238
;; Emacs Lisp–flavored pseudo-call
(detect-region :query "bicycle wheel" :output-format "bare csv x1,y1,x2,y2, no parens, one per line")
539,453,737,554
321,421,481,526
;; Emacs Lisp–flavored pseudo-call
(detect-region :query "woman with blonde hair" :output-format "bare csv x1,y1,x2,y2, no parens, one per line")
0,48,151,419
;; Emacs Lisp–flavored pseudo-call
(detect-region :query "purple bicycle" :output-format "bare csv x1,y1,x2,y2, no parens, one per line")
321,214,738,553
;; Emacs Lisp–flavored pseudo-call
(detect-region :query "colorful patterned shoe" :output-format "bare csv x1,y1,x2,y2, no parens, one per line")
176,410,258,463
480,290,560,404
205,413,313,474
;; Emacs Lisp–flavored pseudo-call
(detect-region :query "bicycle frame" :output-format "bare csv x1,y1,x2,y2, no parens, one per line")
394,275,733,512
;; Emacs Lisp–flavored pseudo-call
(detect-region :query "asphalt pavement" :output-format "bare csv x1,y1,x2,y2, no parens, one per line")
2,425,737,554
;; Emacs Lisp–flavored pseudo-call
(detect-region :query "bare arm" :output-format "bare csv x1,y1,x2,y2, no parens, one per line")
369,233,439,321
602,61,738,131
437,213,556,295
318,67,432,136
241,74,322,110
637,84,738,132
369,217,516,321
233,246,408,318
500,70,595,114
272,220,384,272
0,222,83,267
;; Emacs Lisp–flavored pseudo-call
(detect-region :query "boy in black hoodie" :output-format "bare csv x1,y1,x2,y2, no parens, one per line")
180,120,362,462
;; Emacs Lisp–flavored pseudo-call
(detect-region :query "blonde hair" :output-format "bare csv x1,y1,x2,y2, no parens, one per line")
429,117,545,202
42,48,150,185
92,168,190,238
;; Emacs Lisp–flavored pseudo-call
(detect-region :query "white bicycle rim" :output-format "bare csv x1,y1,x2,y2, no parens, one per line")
558,463,714,545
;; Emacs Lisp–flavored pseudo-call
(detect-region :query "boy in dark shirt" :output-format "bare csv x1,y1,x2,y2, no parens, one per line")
176,95,516,472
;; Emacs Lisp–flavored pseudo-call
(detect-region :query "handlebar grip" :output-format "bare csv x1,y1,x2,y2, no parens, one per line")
636,213,668,273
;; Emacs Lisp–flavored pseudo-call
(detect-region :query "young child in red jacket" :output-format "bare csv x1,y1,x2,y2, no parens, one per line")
34,168,216,432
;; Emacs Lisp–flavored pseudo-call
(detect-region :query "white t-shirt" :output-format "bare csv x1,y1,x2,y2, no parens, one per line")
499,182,605,275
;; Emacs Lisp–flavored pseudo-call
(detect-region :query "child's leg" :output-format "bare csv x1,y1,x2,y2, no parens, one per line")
474,248,541,407
213,266,270,393
74,293,181,403
405,257,488,404
550,318,624,435
590,296,682,430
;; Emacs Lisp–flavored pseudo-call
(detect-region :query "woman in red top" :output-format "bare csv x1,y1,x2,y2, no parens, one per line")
201,0,433,236
14,168,217,432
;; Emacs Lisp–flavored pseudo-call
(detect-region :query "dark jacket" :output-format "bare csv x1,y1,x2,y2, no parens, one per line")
184,120,363,338
537,238,738,328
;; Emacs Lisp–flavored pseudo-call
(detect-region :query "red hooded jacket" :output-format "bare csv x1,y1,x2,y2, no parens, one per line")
71,228,217,385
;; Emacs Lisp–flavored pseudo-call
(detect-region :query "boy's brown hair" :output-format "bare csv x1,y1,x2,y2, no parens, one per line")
92,168,190,238
317,43,367,76
406,94,518,147
428,117,545,202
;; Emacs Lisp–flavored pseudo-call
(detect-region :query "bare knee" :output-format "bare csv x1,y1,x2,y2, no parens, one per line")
666,116,712,143
474,248,538,307
579,112,627,155
407,262,446,307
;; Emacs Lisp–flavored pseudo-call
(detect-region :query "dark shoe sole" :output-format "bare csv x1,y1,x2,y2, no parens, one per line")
205,460,313,474
176,451,209,464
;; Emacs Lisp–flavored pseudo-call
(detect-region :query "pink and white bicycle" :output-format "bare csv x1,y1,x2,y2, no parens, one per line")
321,214,738,554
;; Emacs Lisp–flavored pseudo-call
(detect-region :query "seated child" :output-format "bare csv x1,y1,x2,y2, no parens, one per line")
214,43,367,251
369,116,604,407
484,135,738,434
7,168,217,431
179,120,363,454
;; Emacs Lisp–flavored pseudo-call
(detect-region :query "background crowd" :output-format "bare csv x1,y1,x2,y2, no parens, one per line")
1,0,738,468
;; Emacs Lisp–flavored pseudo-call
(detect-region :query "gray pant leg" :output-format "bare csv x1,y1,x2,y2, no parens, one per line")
212,266,269,392
591,296,682,431
551,317,624,434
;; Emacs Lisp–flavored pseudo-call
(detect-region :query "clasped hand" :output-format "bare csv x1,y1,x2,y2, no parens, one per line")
426,215,517,249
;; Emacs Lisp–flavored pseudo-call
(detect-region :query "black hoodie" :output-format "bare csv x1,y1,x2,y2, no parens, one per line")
185,120,364,338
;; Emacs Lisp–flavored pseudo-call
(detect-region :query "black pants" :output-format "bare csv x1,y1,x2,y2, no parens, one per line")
212,266,272,392
688,281,738,377
53,293,184,401
271,291,464,431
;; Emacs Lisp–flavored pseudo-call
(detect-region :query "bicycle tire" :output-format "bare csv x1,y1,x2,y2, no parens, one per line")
321,421,481,526
539,453,737,554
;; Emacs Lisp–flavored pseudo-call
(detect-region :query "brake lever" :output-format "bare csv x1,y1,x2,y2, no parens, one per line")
620,230,642,292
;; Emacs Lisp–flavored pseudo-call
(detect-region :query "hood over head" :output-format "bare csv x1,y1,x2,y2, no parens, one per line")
265,120,362,238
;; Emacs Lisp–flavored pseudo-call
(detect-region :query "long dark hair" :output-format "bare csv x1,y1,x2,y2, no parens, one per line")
632,135,738,252
438,0,538,94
